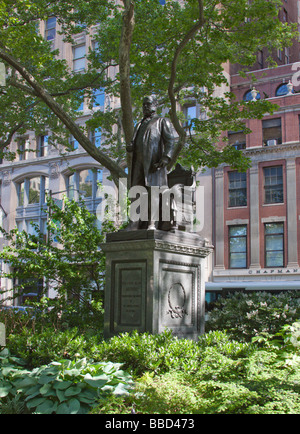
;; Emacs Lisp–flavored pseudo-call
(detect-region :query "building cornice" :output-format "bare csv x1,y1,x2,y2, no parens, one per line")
244,142,300,157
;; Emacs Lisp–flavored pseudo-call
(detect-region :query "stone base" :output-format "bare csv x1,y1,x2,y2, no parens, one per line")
101,230,213,340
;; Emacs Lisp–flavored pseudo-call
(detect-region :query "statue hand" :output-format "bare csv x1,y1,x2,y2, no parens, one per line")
126,142,134,152
154,157,169,170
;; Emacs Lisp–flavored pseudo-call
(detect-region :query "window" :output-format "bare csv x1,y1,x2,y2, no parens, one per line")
69,135,79,151
228,171,247,207
264,166,284,204
73,45,86,72
76,95,84,112
243,89,261,101
29,177,41,204
276,83,293,97
17,177,49,208
79,169,94,198
91,128,101,148
184,105,197,131
18,182,25,207
38,135,49,157
265,223,284,267
16,277,44,306
284,47,289,65
45,17,56,41
228,130,246,150
257,50,263,69
18,138,30,161
67,173,75,200
262,118,282,146
93,88,105,109
67,169,103,200
229,225,247,269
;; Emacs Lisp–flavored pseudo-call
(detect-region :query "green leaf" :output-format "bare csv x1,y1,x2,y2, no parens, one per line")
38,375,56,385
56,398,81,415
53,380,73,390
39,383,53,395
68,398,81,414
0,384,12,398
26,396,47,409
35,400,57,415
14,376,38,389
84,377,108,389
56,389,68,403
64,385,82,397
56,402,70,415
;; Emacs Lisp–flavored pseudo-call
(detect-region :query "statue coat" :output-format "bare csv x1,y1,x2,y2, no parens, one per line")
127,115,174,187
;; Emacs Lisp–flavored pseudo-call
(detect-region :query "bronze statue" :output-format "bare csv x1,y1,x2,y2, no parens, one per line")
126,96,175,230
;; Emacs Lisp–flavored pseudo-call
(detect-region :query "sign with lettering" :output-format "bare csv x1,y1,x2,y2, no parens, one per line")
119,269,143,326
248,268,299,275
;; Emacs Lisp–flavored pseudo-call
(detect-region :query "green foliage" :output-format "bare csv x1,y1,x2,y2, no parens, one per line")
94,324,300,415
206,291,300,341
0,348,133,414
93,329,202,377
0,0,298,173
6,327,98,369
0,196,111,333
2,321,300,414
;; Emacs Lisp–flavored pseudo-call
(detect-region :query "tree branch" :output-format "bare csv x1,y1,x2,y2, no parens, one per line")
168,0,206,167
0,46,126,180
119,0,135,178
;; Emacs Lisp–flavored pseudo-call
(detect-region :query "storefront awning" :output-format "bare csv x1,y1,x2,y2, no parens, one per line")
206,281,300,291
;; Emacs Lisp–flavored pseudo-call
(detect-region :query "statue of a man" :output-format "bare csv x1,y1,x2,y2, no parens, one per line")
126,96,175,230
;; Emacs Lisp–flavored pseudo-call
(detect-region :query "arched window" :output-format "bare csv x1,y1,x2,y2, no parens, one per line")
243,89,261,102
275,83,294,97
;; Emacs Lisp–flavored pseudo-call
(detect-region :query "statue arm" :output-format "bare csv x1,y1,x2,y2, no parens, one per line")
161,118,175,160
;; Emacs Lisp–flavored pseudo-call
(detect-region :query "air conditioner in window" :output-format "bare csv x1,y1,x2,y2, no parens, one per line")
266,139,277,146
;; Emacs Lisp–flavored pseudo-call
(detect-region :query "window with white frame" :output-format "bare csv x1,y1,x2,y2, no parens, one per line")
265,223,284,268
45,17,56,41
73,45,86,72
228,171,247,207
229,225,247,269
263,166,284,204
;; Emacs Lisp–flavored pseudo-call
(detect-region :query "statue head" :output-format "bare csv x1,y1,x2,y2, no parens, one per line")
143,95,158,118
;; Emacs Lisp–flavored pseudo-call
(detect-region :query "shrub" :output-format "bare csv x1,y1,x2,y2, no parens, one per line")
94,324,300,414
6,327,100,368
206,291,300,341
92,330,202,377
0,349,133,414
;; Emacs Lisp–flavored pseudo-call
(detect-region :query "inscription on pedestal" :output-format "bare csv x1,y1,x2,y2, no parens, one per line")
119,269,142,326
113,261,147,333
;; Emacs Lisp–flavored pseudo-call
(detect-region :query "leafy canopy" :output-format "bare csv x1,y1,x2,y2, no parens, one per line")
0,0,297,175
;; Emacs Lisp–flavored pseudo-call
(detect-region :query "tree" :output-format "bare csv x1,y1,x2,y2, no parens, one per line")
0,196,114,330
0,0,297,180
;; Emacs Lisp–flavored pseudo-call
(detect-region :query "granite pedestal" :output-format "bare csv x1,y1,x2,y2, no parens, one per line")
101,230,213,340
